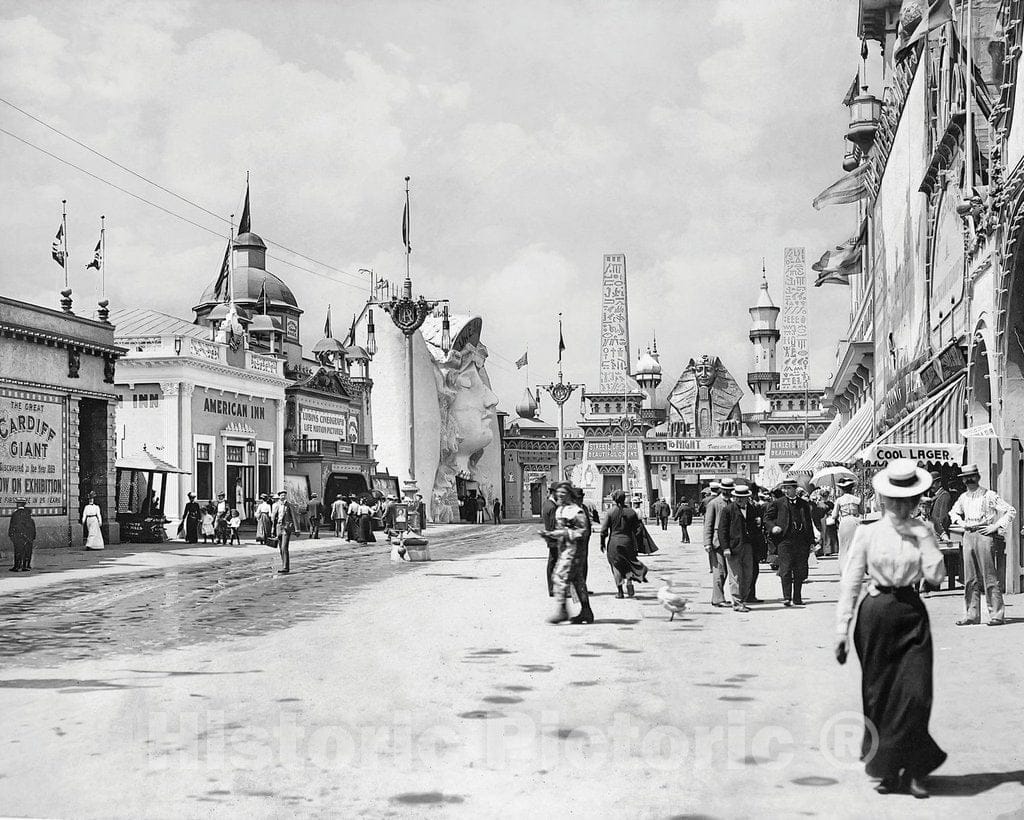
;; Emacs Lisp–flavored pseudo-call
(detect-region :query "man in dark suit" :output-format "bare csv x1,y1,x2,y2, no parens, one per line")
541,487,559,596
928,470,953,538
746,490,767,603
763,476,814,606
703,477,733,606
717,484,756,612
273,490,297,574
8,498,36,572
672,498,693,543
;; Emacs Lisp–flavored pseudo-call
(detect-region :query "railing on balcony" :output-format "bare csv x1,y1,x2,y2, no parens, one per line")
116,334,284,376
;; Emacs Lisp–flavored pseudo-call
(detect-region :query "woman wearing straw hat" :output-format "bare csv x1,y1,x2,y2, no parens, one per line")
835,459,947,798
831,476,862,571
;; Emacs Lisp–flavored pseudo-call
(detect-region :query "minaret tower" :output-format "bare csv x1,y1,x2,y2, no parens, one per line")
634,335,663,410
748,263,781,414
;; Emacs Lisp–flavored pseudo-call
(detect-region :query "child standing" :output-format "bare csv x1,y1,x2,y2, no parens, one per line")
228,508,242,545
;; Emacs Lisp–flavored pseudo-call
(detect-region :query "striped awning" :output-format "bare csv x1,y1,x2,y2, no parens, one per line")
789,401,874,473
857,376,966,465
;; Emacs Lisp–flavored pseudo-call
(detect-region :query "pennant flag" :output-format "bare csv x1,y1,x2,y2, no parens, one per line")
402,201,411,253
51,223,66,267
86,236,102,270
324,305,332,338
895,0,953,56
516,351,528,369
238,183,251,234
213,238,231,301
256,278,268,312
812,163,870,209
842,72,860,106
558,326,566,362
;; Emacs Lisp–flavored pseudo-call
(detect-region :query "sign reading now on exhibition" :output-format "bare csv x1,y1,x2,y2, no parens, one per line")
666,438,742,453
299,408,347,442
960,423,997,438
0,388,66,516
862,443,963,465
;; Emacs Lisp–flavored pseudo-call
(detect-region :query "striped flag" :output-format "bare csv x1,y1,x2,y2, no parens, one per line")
516,351,528,369
213,238,231,301
51,223,66,267
811,224,865,276
812,164,870,210
324,304,332,338
813,269,852,287
86,236,102,270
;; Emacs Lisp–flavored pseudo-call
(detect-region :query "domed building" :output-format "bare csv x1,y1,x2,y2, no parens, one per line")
111,189,378,537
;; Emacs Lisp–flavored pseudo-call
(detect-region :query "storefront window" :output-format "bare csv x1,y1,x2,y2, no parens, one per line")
226,445,243,463
196,443,212,500
258,448,269,465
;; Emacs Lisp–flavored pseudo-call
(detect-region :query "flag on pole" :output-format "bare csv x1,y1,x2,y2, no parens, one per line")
213,238,231,301
842,72,860,106
402,201,411,253
895,0,953,56
516,351,528,369
558,325,566,362
324,305,332,338
813,269,852,287
238,182,251,234
86,236,102,270
51,224,66,267
256,278,268,312
812,163,870,210
811,221,866,275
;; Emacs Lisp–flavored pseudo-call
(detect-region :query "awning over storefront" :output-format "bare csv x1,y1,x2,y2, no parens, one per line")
789,401,874,473
857,376,966,465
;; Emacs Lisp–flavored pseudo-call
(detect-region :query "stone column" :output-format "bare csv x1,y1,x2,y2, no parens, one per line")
275,397,286,493
179,383,195,518
160,381,181,528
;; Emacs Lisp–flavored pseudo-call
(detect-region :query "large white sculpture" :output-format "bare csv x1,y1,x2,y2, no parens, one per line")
358,308,500,523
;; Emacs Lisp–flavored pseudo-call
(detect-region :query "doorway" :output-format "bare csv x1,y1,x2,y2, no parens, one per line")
529,480,546,516
226,465,255,521
602,473,623,501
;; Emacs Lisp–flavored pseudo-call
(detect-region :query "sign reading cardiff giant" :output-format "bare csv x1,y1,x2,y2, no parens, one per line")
780,247,809,390
0,388,67,516
300,407,347,442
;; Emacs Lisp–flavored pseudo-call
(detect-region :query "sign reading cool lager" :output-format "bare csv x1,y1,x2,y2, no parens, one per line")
861,442,963,465
0,388,67,516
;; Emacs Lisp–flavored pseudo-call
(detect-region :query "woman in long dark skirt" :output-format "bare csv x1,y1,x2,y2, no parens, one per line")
357,498,376,544
600,490,648,598
835,459,947,798
180,492,202,543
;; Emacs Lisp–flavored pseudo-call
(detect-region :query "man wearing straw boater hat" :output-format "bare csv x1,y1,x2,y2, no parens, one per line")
949,463,1015,626
764,475,814,606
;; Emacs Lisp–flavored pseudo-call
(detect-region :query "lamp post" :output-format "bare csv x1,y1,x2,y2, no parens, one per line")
538,368,583,482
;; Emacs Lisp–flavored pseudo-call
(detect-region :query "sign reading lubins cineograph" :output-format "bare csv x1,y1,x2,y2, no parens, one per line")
0,387,67,515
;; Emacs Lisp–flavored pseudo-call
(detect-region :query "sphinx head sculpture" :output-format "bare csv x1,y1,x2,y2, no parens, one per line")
694,355,717,388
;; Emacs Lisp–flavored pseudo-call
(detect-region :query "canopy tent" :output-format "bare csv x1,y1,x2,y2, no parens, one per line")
857,376,966,465
789,401,873,473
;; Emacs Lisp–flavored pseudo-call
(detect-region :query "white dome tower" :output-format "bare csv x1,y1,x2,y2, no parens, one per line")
634,335,663,409
748,263,780,414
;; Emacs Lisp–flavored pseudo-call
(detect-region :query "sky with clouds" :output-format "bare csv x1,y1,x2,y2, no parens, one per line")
0,0,863,421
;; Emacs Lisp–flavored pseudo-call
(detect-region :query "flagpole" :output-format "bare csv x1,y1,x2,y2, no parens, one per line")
404,176,411,286
965,0,974,191
62,199,68,289
100,215,106,298
228,213,235,304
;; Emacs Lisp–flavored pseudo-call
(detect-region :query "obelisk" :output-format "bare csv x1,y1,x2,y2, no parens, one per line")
780,247,808,389
599,253,631,392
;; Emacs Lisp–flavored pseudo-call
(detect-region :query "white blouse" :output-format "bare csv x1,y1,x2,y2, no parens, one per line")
835,515,945,636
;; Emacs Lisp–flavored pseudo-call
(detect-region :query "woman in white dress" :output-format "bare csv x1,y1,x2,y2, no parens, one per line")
81,493,104,550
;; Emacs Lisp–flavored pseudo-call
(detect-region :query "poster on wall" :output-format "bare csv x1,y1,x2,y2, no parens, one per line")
0,387,67,516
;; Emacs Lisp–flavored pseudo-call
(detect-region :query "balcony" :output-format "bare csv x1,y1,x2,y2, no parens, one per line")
295,438,370,459
115,334,284,378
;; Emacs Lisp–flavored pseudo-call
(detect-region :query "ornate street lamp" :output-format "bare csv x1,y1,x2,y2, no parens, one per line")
363,177,449,527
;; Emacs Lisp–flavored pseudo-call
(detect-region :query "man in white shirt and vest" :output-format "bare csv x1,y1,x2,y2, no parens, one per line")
949,463,1015,626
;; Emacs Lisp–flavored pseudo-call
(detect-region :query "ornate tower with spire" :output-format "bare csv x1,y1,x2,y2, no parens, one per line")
634,336,663,410
748,264,781,414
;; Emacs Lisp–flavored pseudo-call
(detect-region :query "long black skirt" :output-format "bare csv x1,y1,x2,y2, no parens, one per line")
605,535,648,584
853,588,947,779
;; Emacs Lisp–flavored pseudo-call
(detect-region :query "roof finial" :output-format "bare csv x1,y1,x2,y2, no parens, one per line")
652,332,658,355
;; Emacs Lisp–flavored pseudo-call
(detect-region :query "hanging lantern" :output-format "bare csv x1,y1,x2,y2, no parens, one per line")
846,92,883,152
366,309,377,356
